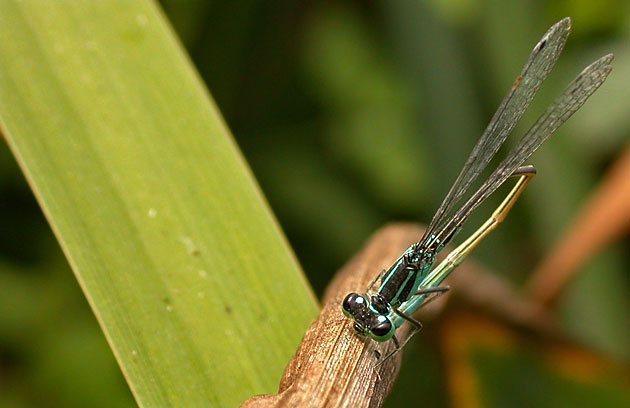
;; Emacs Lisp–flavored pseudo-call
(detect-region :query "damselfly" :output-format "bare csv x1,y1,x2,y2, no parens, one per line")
341,17,613,363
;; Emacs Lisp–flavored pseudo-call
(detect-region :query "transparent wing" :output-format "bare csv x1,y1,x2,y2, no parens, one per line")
431,53,614,247
421,18,571,243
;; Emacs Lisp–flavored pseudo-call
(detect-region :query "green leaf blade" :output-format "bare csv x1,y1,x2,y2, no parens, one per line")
0,1,318,406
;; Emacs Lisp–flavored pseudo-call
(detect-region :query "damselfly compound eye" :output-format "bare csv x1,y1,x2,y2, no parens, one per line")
369,316,394,341
342,293,365,317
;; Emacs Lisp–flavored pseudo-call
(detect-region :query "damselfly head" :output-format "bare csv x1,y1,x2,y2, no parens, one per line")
342,293,396,341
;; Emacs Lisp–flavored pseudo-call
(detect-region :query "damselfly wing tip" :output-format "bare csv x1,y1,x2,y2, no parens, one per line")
537,17,571,54
602,53,615,65
547,17,571,38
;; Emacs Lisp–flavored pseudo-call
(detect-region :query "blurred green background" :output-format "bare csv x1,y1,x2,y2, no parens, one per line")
1,0,628,407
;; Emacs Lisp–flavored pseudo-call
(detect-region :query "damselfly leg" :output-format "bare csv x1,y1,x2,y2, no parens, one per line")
366,269,385,292
373,286,450,367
